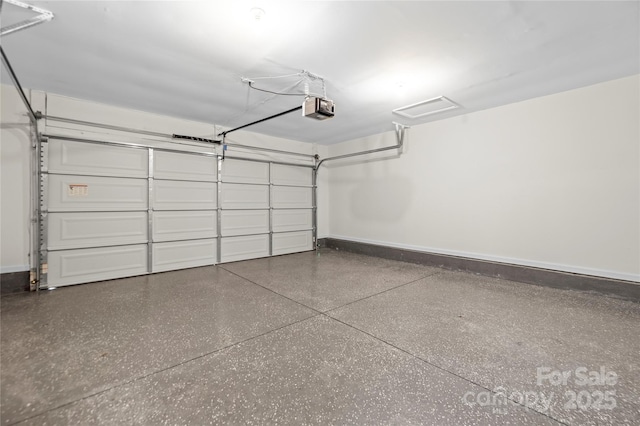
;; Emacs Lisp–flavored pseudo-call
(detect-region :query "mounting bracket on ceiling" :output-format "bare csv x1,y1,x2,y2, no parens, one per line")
1,0,54,37
241,70,328,99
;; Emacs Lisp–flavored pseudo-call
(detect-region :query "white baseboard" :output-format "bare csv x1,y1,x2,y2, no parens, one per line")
327,235,640,283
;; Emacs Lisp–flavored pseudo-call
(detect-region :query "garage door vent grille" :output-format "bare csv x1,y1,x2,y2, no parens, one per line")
392,96,460,119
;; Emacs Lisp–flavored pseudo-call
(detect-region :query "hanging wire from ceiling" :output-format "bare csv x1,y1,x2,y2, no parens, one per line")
247,81,305,96
219,78,304,126
241,70,328,99
219,69,330,127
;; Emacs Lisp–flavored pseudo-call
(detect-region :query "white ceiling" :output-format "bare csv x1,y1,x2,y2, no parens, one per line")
1,1,638,145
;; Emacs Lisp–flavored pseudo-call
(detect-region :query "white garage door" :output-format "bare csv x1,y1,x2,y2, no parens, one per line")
220,159,314,262
40,137,314,288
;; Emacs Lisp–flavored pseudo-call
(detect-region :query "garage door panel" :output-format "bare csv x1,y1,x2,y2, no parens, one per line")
222,159,269,184
47,244,148,286
272,209,312,233
152,239,216,272
153,180,217,210
43,143,317,287
221,235,269,263
221,210,269,237
48,212,147,250
48,139,148,178
273,231,313,256
154,151,217,182
271,164,312,186
153,211,217,242
272,186,312,209
220,183,269,209
48,175,148,212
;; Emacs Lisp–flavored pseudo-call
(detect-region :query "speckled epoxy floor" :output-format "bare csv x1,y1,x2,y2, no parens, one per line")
1,249,639,425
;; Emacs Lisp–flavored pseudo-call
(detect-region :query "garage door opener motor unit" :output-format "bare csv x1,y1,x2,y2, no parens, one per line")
302,96,335,120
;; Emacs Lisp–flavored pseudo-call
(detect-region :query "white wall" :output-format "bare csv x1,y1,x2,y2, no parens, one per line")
0,86,321,273
326,75,640,282
0,85,32,273
5,76,636,281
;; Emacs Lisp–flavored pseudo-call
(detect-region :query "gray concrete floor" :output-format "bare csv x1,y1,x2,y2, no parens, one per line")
1,249,638,425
